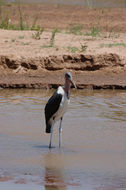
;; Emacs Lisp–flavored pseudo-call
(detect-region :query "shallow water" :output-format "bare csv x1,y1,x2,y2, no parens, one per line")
0,89,126,189
5,0,126,8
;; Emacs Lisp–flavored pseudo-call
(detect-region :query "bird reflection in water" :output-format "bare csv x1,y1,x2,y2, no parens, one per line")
44,152,67,190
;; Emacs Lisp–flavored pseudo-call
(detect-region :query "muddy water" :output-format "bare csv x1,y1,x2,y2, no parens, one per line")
0,89,126,189
5,0,126,8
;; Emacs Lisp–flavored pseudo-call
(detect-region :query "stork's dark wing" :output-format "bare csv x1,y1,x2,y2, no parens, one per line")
45,91,62,133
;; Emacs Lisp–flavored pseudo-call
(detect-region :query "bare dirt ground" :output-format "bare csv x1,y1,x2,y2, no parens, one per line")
0,3,126,89
2,3,126,32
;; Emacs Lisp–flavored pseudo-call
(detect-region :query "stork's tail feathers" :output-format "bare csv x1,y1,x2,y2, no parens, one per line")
45,122,51,133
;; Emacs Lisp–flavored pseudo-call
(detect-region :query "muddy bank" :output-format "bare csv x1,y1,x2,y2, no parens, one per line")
0,53,125,72
0,53,126,89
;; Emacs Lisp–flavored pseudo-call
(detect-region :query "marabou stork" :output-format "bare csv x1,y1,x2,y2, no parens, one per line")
44,72,76,148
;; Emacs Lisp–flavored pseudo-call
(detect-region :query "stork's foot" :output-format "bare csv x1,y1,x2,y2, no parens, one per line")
49,143,52,149
49,144,56,149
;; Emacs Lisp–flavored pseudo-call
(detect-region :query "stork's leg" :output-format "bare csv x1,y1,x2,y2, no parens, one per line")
49,120,54,148
59,117,63,148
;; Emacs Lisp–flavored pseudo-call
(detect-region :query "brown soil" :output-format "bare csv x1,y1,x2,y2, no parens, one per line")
0,4,126,89
2,3,126,33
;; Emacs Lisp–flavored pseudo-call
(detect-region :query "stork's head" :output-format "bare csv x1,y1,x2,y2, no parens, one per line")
65,72,76,88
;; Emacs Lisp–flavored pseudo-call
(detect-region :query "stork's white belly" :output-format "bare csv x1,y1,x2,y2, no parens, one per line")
54,86,70,121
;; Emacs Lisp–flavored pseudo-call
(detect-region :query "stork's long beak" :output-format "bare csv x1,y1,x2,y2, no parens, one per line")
70,79,76,88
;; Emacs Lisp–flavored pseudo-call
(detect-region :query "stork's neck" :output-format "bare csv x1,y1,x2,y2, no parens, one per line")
64,79,70,99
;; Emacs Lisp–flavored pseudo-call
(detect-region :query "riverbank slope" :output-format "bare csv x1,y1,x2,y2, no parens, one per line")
0,4,126,89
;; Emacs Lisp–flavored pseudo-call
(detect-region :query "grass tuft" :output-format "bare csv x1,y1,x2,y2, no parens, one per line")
100,43,126,48
18,1,24,30
80,44,87,52
86,26,100,37
68,46,79,53
18,35,24,39
32,28,44,40
68,24,83,35
50,28,59,47
41,28,59,48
